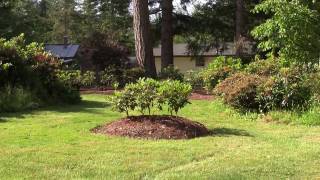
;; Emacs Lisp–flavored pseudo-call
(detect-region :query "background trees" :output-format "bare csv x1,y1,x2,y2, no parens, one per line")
1,0,319,72
161,0,174,69
0,0,51,42
252,0,320,65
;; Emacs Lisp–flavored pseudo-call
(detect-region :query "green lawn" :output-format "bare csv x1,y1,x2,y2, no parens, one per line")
1,94,320,179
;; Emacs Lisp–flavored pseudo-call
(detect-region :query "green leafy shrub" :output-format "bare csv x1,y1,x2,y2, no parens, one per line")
184,70,204,89
306,70,320,103
50,82,81,104
108,78,159,116
56,70,82,89
245,57,280,76
98,66,121,88
214,73,264,110
81,71,96,87
158,80,192,115
201,56,242,92
126,78,159,115
158,65,184,82
0,34,81,107
107,78,192,116
123,67,146,84
107,88,137,117
56,70,96,89
98,67,146,88
252,0,320,65
257,67,313,111
0,86,39,113
215,67,314,112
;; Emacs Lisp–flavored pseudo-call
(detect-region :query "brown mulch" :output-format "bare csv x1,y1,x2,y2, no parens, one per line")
80,88,214,100
91,115,209,140
190,90,215,100
80,88,115,95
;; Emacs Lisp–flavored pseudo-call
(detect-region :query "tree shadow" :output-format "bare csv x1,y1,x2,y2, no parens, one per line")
0,100,109,120
208,128,253,137
44,100,109,113
0,118,8,123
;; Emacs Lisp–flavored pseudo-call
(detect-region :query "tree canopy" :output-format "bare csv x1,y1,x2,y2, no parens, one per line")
252,0,320,65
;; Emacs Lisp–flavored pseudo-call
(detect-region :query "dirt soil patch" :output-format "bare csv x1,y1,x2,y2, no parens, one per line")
92,115,209,139
190,91,214,100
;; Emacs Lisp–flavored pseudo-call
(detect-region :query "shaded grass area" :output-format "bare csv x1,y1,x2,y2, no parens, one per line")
0,94,320,179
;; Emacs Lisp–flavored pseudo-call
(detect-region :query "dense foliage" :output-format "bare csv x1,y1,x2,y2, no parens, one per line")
201,56,242,92
57,70,96,89
0,35,80,112
158,65,184,82
108,78,192,116
98,66,146,88
0,86,38,112
81,32,131,71
214,72,263,110
184,70,204,89
214,57,316,112
256,67,313,111
158,80,192,115
252,0,320,65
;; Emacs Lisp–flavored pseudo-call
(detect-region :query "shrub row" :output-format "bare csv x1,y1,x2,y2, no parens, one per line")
214,59,316,112
0,35,81,112
57,70,96,89
200,56,243,92
107,78,192,116
156,56,242,91
57,66,146,89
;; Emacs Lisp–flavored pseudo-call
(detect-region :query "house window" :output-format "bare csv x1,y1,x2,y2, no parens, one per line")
195,58,205,67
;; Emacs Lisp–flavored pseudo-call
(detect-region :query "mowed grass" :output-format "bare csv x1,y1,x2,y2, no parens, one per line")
1,94,320,179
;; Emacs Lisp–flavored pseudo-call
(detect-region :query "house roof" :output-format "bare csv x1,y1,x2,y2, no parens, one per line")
45,44,80,60
153,43,253,57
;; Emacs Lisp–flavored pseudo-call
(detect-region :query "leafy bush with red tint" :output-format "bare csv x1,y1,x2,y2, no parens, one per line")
214,73,264,110
215,66,314,112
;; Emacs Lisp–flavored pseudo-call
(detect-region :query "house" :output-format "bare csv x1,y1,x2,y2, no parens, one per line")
153,43,254,73
44,38,80,63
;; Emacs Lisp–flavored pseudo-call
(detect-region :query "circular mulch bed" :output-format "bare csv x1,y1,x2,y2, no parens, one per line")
92,115,209,139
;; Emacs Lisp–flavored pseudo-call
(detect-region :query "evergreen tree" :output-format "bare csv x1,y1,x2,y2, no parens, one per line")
132,0,156,77
161,0,174,69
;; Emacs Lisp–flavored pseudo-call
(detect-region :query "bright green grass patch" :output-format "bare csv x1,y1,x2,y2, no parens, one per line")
0,94,320,179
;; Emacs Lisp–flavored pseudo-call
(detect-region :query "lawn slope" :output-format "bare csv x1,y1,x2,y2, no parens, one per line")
0,94,320,179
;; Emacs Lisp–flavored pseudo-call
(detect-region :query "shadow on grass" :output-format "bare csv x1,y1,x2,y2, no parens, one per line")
0,100,109,120
44,100,109,113
208,128,252,137
0,118,8,123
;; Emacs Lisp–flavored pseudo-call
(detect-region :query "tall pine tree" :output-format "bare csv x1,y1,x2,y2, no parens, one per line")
132,0,156,77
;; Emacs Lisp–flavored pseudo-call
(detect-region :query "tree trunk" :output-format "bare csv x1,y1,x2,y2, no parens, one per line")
161,0,174,69
132,0,157,77
235,0,244,57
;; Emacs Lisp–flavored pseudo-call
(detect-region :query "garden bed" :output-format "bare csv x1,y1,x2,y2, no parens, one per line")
92,115,209,139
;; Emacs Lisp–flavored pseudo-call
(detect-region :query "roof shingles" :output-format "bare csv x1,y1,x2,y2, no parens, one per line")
45,44,80,60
